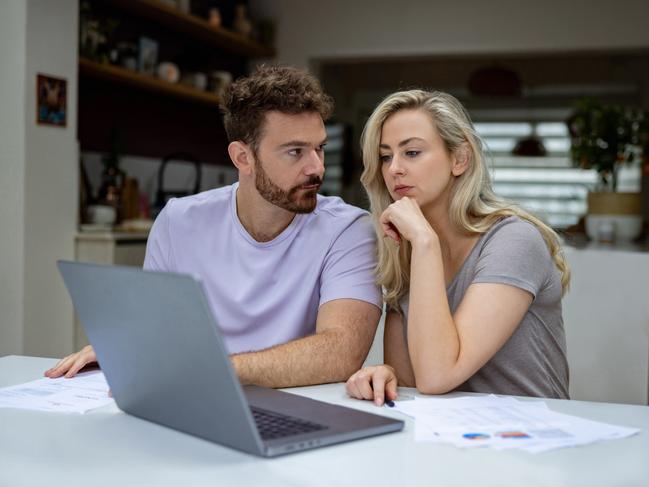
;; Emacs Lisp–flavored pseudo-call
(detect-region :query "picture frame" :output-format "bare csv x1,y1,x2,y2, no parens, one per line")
36,74,67,127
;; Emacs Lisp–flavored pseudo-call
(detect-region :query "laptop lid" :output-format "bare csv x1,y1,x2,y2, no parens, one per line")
57,260,403,457
58,260,265,454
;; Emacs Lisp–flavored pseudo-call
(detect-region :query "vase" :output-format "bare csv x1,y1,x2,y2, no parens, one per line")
585,192,643,242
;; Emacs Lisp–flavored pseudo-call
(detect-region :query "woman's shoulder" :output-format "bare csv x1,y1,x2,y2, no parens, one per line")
480,215,550,260
484,215,545,242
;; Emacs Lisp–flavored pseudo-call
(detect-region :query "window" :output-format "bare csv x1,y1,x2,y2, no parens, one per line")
472,114,640,230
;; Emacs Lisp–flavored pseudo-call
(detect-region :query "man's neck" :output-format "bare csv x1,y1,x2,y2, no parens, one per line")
235,183,296,242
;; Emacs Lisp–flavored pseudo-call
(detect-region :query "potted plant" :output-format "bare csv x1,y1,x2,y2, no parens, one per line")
567,98,647,241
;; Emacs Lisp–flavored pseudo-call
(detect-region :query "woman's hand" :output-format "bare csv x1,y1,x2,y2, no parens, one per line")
44,345,98,378
345,364,398,406
380,197,436,246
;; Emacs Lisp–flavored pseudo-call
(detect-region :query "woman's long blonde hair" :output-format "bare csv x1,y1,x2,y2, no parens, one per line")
360,90,570,311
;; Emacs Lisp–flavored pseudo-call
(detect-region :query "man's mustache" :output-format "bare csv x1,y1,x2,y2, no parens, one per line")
299,176,323,188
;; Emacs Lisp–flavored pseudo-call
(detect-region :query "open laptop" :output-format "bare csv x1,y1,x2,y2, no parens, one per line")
57,260,403,457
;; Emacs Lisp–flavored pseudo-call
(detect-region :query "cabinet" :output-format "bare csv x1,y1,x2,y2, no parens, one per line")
562,245,649,405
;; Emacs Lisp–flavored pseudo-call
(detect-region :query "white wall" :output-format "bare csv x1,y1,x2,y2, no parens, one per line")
0,0,79,358
22,0,79,357
0,1,27,356
251,0,649,68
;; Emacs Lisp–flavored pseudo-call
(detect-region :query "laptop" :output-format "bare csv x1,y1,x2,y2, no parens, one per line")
57,260,403,457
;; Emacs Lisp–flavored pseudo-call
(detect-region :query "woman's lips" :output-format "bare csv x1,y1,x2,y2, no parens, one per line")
394,185,413,195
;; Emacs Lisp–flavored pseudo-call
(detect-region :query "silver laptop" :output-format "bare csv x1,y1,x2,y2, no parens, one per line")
57,260,403,457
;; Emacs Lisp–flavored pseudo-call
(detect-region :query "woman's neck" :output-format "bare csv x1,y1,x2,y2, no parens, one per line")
421,202,479,285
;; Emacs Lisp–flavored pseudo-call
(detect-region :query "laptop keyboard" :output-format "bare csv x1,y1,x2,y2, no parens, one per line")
251,406,328,440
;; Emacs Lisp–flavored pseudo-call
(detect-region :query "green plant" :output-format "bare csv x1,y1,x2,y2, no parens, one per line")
567,98,647,191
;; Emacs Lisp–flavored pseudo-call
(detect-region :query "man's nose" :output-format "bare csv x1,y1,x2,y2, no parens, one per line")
305,150,325,176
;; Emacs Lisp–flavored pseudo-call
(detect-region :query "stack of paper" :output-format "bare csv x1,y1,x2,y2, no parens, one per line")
394,395,640,453
0,371,114,414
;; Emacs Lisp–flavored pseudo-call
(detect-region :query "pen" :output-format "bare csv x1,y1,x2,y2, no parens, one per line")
385,398,395,407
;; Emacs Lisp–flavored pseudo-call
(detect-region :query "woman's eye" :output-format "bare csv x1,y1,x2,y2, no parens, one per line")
405,150,420,158
379,154,392,163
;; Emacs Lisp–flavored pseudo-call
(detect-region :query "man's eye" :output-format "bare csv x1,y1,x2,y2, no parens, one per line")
288,148,302,157
316,144,326,152
379,154,392,163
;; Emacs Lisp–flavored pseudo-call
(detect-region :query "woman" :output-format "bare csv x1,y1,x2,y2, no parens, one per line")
346,90,570,405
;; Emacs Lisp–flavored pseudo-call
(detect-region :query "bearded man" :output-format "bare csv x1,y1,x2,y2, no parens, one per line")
45,66,382,388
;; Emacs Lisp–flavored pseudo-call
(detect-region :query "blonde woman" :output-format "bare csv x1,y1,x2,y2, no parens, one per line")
346,90,570,405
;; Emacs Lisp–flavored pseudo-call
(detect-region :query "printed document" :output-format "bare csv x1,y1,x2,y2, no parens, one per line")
394,394,640,453
0,371,114,414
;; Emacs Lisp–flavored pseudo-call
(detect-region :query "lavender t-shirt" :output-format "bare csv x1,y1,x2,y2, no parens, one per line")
143,183,382,354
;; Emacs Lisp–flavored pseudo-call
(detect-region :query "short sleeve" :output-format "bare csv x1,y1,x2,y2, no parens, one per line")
143,202,174,272
472,219,551,299
319,214,382,309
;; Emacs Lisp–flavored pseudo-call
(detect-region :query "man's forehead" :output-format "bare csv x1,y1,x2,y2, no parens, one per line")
260,111,326,144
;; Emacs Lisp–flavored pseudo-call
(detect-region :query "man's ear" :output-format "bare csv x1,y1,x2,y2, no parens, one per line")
228,141,254,175
452,143,470,176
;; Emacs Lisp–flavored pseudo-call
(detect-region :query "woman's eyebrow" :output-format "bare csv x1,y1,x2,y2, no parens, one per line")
380,137,425,150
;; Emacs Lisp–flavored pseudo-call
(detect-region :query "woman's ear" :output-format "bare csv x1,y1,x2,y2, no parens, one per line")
228,141,254,175
452,143,470,176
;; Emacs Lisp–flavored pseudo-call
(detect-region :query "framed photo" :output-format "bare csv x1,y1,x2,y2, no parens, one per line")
138,37,159,75
36,74,67,127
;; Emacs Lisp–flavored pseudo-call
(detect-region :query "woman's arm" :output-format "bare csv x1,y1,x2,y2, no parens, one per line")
383,310,416,387
380,197,534,395
408,237,532,394
344,310,416,405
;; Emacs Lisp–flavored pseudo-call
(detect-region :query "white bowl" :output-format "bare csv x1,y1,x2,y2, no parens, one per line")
585,214,643,242
87,205,116,225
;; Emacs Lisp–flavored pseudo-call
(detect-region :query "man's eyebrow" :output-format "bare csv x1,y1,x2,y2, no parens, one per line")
379,137,425,150
278,138,328,149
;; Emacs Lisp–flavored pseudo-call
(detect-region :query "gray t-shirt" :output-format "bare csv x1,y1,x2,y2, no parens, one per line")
400,216,569,399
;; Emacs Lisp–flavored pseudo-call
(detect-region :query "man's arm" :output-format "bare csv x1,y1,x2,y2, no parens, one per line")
232,299,380,388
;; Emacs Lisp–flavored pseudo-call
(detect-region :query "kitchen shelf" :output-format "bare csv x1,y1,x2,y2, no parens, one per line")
98,0,275,58
79,57,221,106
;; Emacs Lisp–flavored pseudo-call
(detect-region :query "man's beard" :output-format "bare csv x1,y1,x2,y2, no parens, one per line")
254,156,322,214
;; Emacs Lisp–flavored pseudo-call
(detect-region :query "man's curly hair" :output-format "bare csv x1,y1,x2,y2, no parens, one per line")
221,65,334,152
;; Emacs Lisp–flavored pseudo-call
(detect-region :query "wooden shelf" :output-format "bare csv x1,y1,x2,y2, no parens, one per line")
98,0,275,58
79,57,221,106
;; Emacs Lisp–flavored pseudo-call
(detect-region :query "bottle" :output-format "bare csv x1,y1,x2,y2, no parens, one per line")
232,4,252,37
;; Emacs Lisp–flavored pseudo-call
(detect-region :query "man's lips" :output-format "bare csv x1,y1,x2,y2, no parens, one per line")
300,183,321,190
394,185,413,195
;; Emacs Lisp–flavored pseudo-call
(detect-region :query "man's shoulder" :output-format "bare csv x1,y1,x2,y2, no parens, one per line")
163,184,233,220
312,194,369,223
299,195,374,245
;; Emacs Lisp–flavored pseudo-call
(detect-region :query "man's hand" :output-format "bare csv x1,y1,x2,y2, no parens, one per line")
44,345,98,378
346,364,398,406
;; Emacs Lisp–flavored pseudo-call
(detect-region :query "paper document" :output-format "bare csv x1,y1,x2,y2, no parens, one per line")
394,395,640,453
0,370,114,414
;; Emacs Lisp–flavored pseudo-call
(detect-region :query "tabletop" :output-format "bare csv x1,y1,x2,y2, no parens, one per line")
1,355,648,487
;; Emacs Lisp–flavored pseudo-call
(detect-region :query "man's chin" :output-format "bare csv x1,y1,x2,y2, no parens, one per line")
291,194,318,213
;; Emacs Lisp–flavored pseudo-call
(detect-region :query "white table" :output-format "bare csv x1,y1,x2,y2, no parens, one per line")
1,356,648,487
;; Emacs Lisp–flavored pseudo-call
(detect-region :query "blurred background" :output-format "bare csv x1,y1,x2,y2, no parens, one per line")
1,0,648,405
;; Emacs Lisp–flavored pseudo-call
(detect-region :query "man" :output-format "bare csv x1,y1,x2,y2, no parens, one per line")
45,66,382,388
